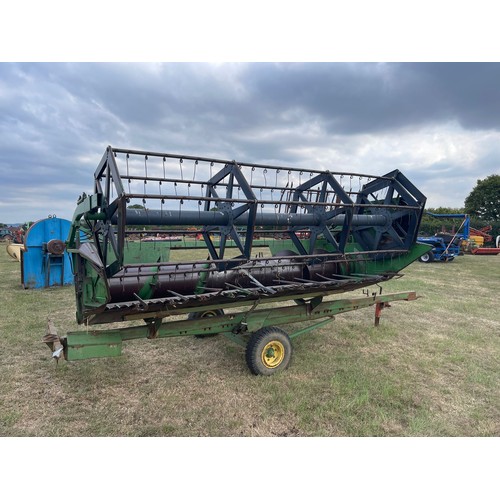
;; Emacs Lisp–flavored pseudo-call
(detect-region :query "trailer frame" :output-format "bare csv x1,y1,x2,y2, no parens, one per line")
44,289,418,375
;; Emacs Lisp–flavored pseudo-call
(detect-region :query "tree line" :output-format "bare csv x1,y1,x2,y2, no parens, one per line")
419,175,500,238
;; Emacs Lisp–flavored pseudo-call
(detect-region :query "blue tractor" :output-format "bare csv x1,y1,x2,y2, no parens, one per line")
416,234,462,262
417,213,468,263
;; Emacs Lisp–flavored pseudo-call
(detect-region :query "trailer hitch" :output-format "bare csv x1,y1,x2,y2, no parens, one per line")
42,319,67,362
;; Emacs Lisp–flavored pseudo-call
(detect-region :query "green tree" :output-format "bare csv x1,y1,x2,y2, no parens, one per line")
418,208,465,236
464,175,500,221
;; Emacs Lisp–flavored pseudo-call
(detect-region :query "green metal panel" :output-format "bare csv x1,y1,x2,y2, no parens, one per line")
120,240,171,264
66,332,122,361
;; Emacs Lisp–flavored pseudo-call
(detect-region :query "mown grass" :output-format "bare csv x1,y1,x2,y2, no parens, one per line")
0,242,498,436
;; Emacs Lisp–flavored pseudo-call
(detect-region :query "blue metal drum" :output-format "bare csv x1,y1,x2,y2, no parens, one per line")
21,217,73,288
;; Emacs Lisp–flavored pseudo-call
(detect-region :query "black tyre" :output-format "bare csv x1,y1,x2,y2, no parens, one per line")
418,251,435,263
245,326,292,376
188,309,223,338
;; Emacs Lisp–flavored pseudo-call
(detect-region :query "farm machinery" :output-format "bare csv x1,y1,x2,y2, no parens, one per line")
468,225,500,255
5,217,74,287
0,228,13,241
1,227,23,243
417,213,465,262
416,234,462,262
43,146,430,375
417,213,500,260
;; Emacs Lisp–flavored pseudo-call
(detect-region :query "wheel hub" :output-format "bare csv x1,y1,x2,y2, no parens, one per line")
262,341,285,368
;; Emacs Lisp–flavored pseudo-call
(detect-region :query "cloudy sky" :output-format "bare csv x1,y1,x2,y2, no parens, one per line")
1,61,499,223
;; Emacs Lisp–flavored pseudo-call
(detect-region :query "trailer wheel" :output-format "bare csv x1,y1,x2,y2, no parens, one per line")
188,309,223,338
245,326,292,376
418,251,434,263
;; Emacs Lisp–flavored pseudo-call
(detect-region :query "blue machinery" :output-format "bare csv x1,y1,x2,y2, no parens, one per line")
417,213,468,263
20,216,73,289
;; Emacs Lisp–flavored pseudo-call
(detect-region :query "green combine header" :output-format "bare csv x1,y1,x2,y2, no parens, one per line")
44,146,429,375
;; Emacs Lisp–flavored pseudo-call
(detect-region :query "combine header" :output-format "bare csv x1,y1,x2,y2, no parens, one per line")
44,146,430,375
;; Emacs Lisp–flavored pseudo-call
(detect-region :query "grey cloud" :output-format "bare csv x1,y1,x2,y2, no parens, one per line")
237,62,500,134
1,62,500,222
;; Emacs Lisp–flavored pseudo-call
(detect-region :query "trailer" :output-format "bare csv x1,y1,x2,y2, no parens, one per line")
43,146,430,375
471,247,500,255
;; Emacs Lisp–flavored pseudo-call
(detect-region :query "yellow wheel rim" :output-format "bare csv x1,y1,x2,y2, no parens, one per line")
201,311,217,318
261,340,285,368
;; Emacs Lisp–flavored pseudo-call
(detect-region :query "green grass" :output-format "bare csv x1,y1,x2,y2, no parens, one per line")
0,242,499,436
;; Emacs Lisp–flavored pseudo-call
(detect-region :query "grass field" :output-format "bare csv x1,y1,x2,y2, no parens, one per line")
0,243,498,437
